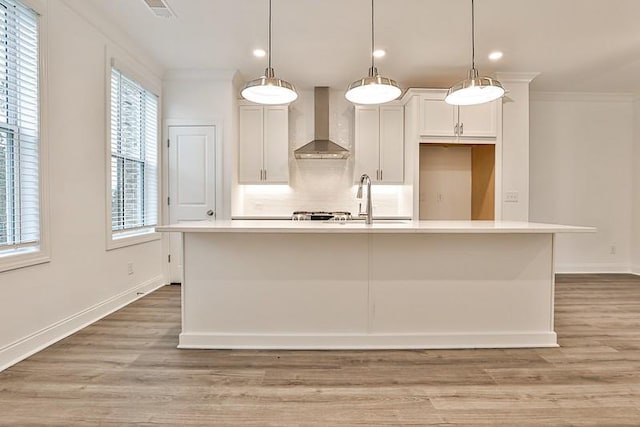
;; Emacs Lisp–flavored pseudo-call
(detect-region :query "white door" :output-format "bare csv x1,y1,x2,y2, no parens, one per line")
420,97,456,137
168,125,216,283
238,105,264,183
458,101,497,138
263,106,289,183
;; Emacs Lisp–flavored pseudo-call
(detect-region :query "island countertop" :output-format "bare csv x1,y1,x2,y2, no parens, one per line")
156,220,595,234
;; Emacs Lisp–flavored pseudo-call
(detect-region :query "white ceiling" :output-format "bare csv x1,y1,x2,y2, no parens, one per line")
66,0,640,93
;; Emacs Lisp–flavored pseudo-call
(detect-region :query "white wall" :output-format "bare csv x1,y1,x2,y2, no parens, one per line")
231,89,413,218
162,69,237,220
530,93,634,272
496,73,541,221
633,99,640,274
0,0,164,370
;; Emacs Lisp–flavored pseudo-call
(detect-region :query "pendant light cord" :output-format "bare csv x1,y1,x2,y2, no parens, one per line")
471,0,475,70
268,0,272,70
370,0,375,70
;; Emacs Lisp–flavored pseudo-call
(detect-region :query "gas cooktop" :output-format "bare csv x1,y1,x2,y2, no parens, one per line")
291,211,352,221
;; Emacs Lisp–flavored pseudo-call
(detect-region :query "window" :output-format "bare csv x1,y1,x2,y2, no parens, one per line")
109,67,158,242
0,0,41,259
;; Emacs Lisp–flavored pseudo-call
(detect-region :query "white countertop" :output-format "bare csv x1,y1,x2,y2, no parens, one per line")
156,220,595,234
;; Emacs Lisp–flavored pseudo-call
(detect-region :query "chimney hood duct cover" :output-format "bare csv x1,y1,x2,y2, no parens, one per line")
294,87,350,159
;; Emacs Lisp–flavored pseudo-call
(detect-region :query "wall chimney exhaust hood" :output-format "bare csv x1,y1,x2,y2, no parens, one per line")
294,87,350,159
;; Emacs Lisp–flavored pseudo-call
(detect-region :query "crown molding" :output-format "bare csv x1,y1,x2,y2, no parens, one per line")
530,91,635,103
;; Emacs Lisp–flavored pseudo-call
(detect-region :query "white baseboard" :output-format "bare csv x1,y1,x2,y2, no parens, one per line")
555,263,631,274
0,275,165,372
178,331,559,350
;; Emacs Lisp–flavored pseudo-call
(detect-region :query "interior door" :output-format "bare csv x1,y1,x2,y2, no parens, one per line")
168,125,216,283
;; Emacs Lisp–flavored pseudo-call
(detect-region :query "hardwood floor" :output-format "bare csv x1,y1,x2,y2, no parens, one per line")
2,274,640,425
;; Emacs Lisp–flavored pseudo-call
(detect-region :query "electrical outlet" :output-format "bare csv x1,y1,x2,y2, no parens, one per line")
437,193,444,203
127,262,134,275
505,191,519,203
610,246,617,255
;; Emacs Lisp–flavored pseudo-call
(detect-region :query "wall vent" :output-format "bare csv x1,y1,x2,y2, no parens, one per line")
142,0,176,18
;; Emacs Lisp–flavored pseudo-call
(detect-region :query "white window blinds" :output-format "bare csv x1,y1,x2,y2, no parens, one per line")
110,67,158,233
0,0,39,250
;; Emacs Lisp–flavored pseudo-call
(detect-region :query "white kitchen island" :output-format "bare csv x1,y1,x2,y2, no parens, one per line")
156,220,594,349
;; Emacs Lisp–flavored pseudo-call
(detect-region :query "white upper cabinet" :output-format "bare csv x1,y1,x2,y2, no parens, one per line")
457,102,497,138
355,104,404,183
419,89,497,139
238,104,289,184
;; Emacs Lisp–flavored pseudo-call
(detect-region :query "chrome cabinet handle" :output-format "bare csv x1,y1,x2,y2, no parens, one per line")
460,123,464,135
206,210,214,217
260,169,264,181
454,123,459,135
264,169,267,180
380,169,383,181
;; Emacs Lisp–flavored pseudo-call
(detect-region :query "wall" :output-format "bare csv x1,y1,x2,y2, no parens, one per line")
497,73,540,221
0,0,164,371
162,69,237,220
530,93,634,272
633,99,640,274
231,89,413,218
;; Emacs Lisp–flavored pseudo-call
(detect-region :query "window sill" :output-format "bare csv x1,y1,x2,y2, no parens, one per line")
107,228,161,250
0,246,50,273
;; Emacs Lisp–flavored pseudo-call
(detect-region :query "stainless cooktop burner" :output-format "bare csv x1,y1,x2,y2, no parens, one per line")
292,211,352,221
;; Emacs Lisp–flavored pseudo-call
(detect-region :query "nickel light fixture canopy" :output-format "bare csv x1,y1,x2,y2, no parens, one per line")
345,0,401,105
445,0,504,106
241,0,298,105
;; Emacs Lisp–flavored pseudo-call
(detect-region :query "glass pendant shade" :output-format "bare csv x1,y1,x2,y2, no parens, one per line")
345,67,401,105
241,67,298,105
445,68,504,106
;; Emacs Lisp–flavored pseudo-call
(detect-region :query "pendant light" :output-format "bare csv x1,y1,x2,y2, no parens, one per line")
241,0,298,105
345,0,401,105
445,0,504,106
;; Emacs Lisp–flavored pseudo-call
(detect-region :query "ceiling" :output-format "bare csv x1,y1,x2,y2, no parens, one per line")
66,0,640,93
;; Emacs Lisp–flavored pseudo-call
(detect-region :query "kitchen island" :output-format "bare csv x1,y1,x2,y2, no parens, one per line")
156,220,594,349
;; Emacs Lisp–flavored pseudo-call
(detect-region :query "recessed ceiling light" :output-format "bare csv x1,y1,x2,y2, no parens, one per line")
372,49,386,58
488,51,503,61
253,49,266,58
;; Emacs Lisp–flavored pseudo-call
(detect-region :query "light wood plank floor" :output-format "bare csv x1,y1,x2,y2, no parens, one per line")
2,274,640,426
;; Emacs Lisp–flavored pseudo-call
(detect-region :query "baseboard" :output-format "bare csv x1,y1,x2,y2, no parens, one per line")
555,263,631,274
178,331,559,350
0,275,165,372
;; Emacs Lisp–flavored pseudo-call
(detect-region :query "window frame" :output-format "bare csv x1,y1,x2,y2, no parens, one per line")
105,53,161,250
0,0,49,273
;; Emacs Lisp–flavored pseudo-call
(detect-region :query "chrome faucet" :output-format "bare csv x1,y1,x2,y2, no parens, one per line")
356,173,373,224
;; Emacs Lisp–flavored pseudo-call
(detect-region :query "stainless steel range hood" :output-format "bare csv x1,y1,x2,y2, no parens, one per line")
294,87,350,159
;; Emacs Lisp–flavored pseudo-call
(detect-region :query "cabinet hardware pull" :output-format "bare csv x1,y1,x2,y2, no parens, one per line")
460,123,464,135
454,123,459,135
380,169,383,180
260,169,263,180
264,169,267,180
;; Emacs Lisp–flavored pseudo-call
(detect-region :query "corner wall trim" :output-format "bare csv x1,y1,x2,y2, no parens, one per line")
0,276,165,372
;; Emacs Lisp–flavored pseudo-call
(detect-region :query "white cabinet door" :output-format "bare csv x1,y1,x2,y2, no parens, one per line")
420,96,456,137
458,101,497,138
263,106,289,183
238,105,263,183
379,105,404,183
355,106,380,181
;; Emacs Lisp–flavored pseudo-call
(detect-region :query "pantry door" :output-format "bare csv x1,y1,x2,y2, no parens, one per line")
168,125,216,283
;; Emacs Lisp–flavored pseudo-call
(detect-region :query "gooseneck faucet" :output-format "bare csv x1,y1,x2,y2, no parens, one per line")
356,173,373,224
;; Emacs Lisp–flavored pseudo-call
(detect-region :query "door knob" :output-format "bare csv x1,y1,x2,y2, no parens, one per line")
206,210,215,217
